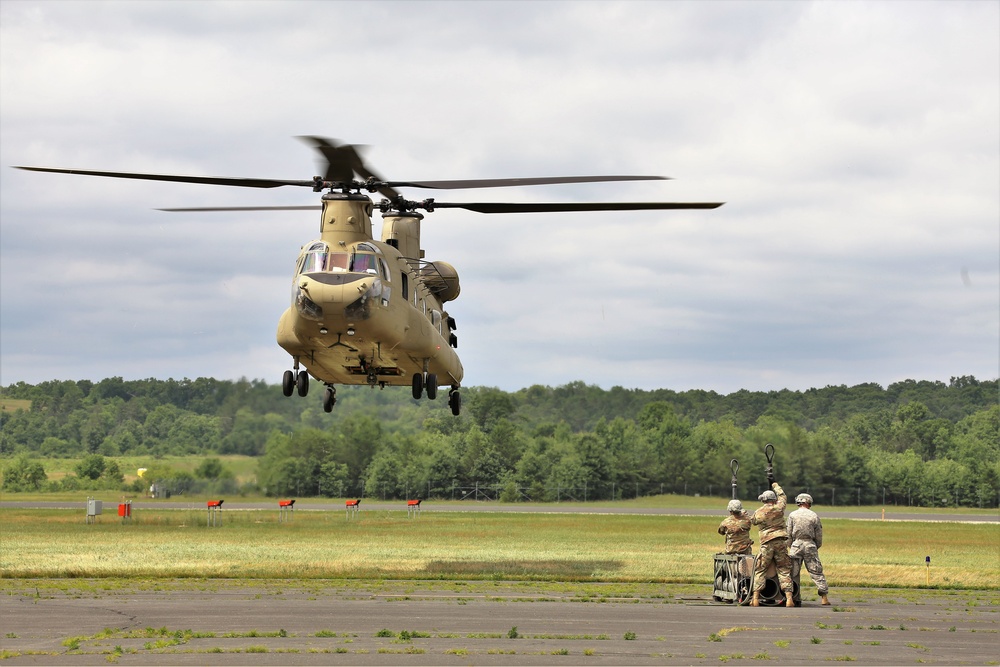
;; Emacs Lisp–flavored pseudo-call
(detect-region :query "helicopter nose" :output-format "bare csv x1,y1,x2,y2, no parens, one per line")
297,273,375,310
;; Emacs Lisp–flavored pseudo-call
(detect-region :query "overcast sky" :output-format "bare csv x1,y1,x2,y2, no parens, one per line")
1,0,997,396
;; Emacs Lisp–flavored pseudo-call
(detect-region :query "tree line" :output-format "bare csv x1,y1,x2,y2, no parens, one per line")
1,376,997,507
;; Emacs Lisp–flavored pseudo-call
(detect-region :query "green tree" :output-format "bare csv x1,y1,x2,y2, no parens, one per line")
102,459,124,485
364,451,401,498
318,460,350,497
75,453,106,480
196,457,225,480
2,454,47,491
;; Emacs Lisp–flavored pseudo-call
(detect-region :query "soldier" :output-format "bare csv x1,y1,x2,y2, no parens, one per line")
718,499,753,556
750,473,794,607
787,493,830,605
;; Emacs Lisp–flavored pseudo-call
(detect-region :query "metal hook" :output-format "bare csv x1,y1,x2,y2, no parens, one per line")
730,458,739,500
764,443,775,464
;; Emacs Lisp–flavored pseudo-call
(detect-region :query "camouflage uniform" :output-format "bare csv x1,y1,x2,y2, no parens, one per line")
786,505,829,596
750,482,793,593
718,511,753,555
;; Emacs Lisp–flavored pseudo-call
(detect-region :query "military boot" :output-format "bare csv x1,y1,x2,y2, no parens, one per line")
820,593,830,606
751,591,760,607
785,591,795,607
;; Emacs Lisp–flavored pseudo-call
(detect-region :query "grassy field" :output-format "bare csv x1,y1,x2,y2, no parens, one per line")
4,484,996,516
14,454,261,484
0,508,995,589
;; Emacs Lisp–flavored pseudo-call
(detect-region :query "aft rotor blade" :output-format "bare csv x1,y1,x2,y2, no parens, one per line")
429,201,724,213
14,166,314,189
391,175,670,190
157,206,321,212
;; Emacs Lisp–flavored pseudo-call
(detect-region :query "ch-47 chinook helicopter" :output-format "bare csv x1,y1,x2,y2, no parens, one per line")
16,137,723,415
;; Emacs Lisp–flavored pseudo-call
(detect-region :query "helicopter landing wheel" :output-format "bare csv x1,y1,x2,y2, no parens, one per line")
448,388,461,416
282,370,294,397
296,370,309,397
411,373,423,399
323,386,336,412
425,373,438,400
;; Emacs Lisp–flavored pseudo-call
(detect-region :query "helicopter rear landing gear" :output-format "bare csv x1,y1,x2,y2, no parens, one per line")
448,387,461,416
411,372,438,400
323,386,336,412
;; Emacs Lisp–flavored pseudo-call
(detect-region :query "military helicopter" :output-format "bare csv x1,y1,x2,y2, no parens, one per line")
16,138,723,415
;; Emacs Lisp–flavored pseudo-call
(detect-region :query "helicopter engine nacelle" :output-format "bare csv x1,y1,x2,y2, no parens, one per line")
426,261,461,302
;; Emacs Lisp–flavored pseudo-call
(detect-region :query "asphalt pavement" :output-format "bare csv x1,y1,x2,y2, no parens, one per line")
1,580,997,665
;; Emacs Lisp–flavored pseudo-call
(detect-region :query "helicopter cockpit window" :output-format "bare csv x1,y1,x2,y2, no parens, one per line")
328,253,349,272
300,244,329,274
350,252,379,275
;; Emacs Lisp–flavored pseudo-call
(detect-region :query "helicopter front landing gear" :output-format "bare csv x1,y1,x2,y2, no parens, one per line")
411,372,438,400
282,365,309,398
322,386,336,412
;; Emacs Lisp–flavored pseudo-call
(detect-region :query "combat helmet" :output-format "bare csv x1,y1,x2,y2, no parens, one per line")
795,493,813,505
727,499,743,513
758,490,777,502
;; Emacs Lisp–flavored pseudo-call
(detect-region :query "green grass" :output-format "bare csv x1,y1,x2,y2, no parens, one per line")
0,508,996,587
0,398,31,413
7,455,260,485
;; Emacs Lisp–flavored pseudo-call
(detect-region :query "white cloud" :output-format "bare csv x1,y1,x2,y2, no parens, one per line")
1,0,997,394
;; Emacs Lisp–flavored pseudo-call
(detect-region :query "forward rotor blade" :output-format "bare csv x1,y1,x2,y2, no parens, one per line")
298,136,400,200
429,201,724,213
15,166,314,189
157,206,321,212
390,175,669,190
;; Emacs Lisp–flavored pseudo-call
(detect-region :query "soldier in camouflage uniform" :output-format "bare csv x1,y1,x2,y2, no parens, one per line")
750,479,794,607
787,493,830,605
718,499,754,555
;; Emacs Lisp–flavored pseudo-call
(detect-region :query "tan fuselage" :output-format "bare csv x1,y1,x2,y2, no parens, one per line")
276,193,463,388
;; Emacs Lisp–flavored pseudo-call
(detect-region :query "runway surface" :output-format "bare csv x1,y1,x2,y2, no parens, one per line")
1,580,997,665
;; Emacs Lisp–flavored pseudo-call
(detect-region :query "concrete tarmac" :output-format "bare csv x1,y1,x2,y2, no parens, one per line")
1,581,997,665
